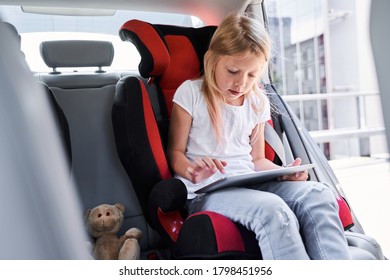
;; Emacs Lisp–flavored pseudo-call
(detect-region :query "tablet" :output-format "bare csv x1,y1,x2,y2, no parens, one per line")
195,164,315,194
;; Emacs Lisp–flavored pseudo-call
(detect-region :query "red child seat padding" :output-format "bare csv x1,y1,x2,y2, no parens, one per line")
120,20,215,117
139,79,171,180
337,195,354,230
148,167,262,258
174,211,260,259
113,77,171,216
265,118,275,162
159,35,200,115
120,20,170,77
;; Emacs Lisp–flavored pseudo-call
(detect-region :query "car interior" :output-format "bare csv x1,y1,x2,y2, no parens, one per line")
0,0,387,260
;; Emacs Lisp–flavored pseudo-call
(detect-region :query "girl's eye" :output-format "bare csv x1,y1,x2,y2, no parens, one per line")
228,69,238,74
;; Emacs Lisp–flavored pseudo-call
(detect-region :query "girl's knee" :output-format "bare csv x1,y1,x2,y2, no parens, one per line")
301,182,338,207
257,191,290,209
257,194,297,220
311,182,335,197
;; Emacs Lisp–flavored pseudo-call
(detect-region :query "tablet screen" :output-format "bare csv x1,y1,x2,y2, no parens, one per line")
195,164,315,194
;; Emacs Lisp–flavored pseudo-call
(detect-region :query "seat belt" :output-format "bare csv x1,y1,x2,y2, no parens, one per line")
264,121,293,166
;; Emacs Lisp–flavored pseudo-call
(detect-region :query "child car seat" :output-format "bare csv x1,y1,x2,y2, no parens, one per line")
113,19,266,259
112,19,355,259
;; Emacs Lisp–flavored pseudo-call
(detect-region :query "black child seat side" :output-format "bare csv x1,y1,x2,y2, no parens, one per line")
36,40,161,255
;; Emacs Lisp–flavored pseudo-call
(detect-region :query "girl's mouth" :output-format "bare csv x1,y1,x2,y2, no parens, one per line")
229,89,241,95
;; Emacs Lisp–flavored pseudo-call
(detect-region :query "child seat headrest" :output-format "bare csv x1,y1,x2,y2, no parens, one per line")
120,19,216,78
119,20,170,78
119,20,217,114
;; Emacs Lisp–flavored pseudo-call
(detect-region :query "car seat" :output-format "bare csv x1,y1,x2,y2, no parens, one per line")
37,39,157,253
0,20,89,259
112,19,357,259
40,83,72,167
113,19,265,259
4,22,72,167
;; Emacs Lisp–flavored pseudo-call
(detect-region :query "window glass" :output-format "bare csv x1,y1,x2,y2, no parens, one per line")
0,6,203,71
265,0,386,159
266,0,324,95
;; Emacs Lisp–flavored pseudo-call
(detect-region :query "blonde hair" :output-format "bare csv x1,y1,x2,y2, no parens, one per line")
202,13,271,143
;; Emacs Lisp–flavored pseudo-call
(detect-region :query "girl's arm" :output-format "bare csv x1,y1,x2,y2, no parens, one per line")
167,103,193,179
167,103,226,184
250,122,283,171
250,122,308,181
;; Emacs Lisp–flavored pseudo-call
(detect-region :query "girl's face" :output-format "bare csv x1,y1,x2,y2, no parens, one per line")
215,51,265,106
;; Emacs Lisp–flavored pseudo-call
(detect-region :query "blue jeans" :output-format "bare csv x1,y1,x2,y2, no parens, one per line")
187,180,351,260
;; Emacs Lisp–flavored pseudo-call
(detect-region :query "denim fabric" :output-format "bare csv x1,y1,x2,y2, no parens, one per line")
187,180,351,260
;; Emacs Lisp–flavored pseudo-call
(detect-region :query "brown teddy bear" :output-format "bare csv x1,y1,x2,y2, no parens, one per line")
84,203,143,260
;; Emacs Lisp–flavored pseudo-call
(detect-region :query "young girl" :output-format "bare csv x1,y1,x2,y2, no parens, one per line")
167,13,351,260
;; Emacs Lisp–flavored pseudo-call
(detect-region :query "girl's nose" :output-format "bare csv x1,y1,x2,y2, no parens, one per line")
234,76,246,87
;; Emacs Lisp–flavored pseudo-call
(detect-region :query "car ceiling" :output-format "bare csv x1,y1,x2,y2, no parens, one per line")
0,0,263,25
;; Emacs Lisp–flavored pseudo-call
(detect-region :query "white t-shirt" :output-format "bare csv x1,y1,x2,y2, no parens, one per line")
173,79,271,198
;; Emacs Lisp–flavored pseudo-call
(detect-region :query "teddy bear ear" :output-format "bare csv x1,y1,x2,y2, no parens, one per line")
114,203,125,213
83,209,92,223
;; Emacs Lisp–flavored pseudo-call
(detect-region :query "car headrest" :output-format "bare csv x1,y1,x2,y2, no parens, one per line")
40,40,114,71
3,22,21,48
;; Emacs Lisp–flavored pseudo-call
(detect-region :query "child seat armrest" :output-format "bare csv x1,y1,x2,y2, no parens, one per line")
148,178,188,242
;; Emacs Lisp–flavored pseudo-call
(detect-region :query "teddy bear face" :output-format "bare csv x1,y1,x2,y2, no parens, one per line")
85,203,125,238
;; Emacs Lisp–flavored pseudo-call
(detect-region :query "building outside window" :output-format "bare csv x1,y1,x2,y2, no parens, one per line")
265,0,387,160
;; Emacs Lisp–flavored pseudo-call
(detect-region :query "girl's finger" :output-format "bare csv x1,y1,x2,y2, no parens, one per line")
201,156,217,172
194,157,207,169
213,159,227,174
288,157,302,167
186,166,197,176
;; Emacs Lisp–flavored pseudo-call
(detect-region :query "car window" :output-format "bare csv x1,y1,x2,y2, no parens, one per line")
0,6,204,72
264,0,386,160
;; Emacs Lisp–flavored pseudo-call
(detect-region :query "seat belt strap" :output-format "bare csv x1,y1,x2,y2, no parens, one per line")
264,121,288,166
282,131,295,165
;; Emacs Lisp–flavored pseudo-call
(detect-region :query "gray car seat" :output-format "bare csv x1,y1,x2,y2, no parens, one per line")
0,19,90,259
36,40,162,255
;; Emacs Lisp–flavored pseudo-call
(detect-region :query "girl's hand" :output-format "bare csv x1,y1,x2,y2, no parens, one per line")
278,158,309,181
186,156,227,184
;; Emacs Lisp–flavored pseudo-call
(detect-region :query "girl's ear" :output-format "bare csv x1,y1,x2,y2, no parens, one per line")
203,50,211,68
